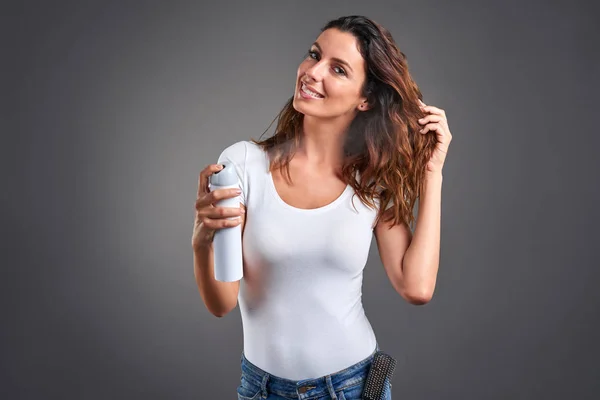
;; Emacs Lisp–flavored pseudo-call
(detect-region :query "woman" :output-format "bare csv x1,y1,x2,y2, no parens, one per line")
192,15,452,400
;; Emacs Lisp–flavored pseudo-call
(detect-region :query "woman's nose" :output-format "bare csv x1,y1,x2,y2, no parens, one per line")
305,62,326,81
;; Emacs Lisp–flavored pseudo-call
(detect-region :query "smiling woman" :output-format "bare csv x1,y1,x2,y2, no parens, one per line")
193,14,451,400
257,19,439,232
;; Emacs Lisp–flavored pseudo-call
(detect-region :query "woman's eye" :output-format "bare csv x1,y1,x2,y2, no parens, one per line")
333,66,346,76
307,50,346,76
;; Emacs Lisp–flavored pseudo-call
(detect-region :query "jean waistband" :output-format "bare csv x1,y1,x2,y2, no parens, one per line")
240,342,379,399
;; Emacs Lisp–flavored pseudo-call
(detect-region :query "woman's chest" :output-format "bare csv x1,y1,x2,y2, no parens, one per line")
270,169,349,210
242,197,377,274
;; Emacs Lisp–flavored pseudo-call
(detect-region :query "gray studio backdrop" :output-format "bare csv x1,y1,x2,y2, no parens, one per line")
4,0,599,399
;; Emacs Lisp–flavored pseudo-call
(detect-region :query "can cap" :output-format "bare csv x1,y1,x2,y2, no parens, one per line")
209,162,238,186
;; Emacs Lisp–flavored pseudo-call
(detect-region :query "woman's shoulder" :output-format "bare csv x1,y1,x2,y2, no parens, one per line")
217,140,246,167
244,139,265,154
217,140,268,172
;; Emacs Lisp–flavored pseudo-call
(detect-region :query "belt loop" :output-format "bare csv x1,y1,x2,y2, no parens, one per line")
260,373,269,399
325,375,337,400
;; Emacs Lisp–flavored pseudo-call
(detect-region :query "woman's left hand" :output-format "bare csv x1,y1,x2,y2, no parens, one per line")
418,99,452,174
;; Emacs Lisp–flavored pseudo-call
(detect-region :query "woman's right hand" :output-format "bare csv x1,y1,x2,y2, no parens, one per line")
192,164,245,250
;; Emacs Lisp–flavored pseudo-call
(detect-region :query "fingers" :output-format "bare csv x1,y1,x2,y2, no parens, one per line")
418,108,448,134
196,194,245,217
420,103,446,117
195,188,242,212
420,122,442,134
193,165,243,244
197,164,224,196
210,187,242,203
199,215,243,230
418,114,443,124
194,191,244,233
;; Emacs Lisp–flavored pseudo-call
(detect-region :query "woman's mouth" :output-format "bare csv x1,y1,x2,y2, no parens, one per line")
299,82,325,99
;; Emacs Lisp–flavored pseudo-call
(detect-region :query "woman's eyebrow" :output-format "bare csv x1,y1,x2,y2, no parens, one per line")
312,42,354,73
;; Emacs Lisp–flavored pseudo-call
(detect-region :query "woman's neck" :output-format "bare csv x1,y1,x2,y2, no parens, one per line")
297,115,352,172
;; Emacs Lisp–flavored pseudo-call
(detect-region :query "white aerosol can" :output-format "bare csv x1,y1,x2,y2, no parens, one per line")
208,162,243,282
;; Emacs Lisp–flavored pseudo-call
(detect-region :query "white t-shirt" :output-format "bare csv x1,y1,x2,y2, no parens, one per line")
217,140,390,380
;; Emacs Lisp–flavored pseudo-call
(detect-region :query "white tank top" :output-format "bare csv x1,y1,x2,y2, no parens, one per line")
217,140,389,380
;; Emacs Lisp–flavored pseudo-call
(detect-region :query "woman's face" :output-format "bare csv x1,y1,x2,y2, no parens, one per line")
293,28,369,119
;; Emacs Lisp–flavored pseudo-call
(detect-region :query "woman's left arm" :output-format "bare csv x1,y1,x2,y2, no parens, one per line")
403,100,452,303
374,100,452,305
400,171,443,304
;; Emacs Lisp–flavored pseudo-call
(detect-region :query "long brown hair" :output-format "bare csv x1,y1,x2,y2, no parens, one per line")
251,16,438,230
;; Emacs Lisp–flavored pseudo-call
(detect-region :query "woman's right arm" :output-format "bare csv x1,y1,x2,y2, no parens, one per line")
192,164,246,318
193,240,241,318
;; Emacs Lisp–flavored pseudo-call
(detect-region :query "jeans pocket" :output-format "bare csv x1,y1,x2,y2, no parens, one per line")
338,382,363,400
236,376,262,400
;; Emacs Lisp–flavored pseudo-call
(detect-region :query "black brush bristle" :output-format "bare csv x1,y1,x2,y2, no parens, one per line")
362,352,397,400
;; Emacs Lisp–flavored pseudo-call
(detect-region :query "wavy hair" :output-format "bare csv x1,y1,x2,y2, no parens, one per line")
250,15,438,230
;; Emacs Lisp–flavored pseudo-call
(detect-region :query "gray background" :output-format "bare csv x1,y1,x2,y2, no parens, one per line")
3,0,599,399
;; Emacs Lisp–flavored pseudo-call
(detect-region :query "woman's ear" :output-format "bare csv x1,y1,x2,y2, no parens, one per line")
358,100,371,112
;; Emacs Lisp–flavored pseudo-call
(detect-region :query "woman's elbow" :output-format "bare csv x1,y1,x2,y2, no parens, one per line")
207,300,238,318
401,287,434,305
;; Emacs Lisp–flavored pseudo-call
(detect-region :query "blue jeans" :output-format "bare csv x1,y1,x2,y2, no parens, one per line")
236,344,392,400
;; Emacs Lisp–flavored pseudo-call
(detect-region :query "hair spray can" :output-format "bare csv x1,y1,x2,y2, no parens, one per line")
208,162,243,282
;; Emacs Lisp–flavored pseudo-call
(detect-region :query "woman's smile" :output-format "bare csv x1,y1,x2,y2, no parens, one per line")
298,82,325,99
